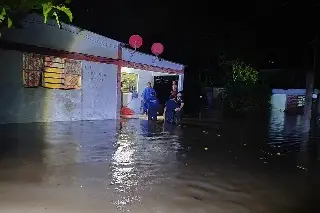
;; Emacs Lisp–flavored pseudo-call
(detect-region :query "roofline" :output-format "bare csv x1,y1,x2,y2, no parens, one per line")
120,43,185,67
23,13,184,68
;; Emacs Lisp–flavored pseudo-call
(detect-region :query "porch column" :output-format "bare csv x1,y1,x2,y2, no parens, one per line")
178,74,184,92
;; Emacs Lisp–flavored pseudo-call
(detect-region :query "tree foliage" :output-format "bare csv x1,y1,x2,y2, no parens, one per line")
221,59,270,116
121,72,138,93
223,59,258,84
0,0,72,29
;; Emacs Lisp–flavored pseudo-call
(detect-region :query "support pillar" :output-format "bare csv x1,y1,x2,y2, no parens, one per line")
303,71,314,132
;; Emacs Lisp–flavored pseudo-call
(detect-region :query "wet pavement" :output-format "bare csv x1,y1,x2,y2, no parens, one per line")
0,110,319,212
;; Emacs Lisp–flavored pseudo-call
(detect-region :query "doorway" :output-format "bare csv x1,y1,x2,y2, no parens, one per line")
121,71,139,112
153,75,179,115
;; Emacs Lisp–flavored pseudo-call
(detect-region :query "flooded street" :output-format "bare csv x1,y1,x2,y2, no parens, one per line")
0,110,319,212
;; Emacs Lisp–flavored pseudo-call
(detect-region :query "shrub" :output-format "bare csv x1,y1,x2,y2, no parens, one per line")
221,59,270,116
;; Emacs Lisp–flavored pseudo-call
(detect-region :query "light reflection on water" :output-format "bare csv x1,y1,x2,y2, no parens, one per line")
0,112,319,212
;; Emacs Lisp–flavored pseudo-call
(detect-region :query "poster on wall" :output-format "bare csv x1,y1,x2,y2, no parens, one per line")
43,56,82,89
22,53,82,90
22,53,44,87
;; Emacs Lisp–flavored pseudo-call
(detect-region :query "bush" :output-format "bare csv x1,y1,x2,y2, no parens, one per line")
221,59,271,116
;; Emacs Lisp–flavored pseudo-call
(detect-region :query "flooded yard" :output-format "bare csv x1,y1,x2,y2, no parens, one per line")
0,110,319,212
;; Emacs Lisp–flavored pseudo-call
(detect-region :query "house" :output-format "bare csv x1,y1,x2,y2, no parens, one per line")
271,89,318,114
0,14,184,124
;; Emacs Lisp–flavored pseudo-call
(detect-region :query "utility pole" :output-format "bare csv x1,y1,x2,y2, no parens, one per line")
304,35,318,132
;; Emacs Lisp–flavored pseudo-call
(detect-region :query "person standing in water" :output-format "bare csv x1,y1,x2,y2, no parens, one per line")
175,91,184,124
165,95,179,123
170,80,178,98
146,91,160,121
141,82,155,115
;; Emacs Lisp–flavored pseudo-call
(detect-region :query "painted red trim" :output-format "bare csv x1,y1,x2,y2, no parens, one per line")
0,40,117,65
0,40,184,74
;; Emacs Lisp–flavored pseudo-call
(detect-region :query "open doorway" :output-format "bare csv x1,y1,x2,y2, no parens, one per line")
121,71,139,109
153,75,179,115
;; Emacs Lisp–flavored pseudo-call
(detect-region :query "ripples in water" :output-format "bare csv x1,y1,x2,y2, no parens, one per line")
0,112,319,212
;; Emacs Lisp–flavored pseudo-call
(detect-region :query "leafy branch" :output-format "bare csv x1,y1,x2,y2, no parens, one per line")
0,0,73,30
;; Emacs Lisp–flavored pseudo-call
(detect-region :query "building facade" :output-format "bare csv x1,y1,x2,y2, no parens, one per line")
0,14,184,124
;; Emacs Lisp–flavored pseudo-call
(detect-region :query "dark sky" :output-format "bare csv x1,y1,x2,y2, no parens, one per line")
68,0,320,70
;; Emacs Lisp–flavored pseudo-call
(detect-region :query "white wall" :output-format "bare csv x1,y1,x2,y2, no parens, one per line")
1,13,119,59
270,94,286,111
81,62,117,120
0,50,117,123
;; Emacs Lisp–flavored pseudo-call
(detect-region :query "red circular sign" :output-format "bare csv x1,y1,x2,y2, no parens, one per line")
151,43,164,55
129,35,143,49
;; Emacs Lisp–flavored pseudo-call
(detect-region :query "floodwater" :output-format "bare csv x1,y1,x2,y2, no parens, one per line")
0,110,319,213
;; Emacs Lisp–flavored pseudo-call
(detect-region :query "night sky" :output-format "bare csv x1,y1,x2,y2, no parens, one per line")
68,1,320,71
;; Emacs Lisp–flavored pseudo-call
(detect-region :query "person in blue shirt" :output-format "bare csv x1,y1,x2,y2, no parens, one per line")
165,95,179,123
147,91,160,120
141,82,156,115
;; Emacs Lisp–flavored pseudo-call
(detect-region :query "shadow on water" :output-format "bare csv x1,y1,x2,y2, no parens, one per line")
0,112,319,212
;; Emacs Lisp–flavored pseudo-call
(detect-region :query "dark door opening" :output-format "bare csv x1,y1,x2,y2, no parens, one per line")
153,75,179,115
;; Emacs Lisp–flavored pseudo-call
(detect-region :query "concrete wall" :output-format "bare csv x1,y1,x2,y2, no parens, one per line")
0,50,117,124
270,94,286,111
1,14,119,59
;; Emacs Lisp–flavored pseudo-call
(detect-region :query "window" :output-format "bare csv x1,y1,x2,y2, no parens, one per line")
121,72,138,93
22,53,82,90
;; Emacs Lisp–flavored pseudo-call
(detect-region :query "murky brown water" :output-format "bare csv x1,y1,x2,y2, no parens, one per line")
0,110,319,212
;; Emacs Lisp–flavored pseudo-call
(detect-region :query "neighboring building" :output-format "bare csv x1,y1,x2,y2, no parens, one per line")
270,89,318,114
0,14,184,124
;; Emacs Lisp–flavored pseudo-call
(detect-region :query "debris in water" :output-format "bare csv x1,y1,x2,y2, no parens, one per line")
276,152,281,156
204,147,208,150
193,196,203,201
297,165,308,171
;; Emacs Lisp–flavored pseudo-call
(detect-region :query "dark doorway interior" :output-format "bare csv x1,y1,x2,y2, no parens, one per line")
153,75,179,115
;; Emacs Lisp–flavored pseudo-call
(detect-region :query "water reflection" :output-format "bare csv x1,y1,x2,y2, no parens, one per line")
0,112,319,212
111,120,138,211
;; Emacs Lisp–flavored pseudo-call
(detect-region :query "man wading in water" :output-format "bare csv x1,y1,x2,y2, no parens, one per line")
141,82,155,115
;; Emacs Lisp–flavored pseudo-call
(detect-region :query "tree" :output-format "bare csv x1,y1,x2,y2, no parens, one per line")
221,59,270,116
222,59,258,84
0,0,72,30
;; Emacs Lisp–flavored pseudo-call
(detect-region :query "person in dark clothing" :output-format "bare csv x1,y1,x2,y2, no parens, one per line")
170,80,178,98
175,91,184,124
165,95,179,123
146,91,160,120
